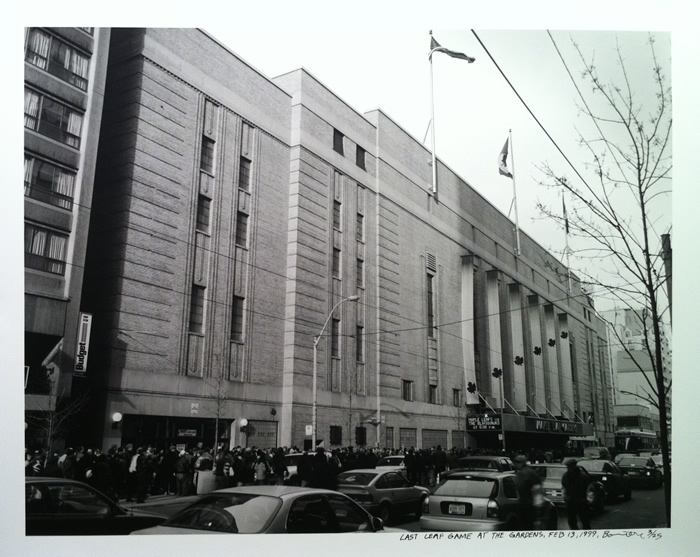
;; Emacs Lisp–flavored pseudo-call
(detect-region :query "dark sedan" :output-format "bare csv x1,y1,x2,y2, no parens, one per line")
616,456,663,488
577,459,632,502
26,478,167,535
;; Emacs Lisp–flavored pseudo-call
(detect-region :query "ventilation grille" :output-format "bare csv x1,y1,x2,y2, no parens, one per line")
426,253,437,272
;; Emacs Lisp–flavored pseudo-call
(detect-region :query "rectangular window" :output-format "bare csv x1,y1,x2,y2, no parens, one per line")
355,145,366,170
333,129,344,155
453,388,461,407
200,136,215,174
189,285,206,334
356,325,364,362
356,213,364,242
231,295,244,342
235,212,248,247
427,274,435,338
332,248,341,277
25,29,90,90
24,223,68,275
429,385,438,404
331,318,340,358
356,259,364,288
25,88,83,148
402,380,413,402
196,195,211,233
355,427,367,446
333,200,341,230
330,426,343,445
24,155,75,210
239,157,251,191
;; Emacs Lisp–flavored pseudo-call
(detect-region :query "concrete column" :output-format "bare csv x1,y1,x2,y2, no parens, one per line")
461,256,478,405
508,283,527,412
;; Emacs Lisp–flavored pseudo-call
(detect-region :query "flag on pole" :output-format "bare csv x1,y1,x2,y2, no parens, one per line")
562,197,570,234
430,35,475,63
498,138,513,178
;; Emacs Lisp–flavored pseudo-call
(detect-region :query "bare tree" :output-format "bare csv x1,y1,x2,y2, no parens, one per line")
26,379,91,465
536,34,672,524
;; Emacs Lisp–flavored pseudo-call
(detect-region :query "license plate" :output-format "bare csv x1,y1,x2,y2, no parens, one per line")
448,504,466,515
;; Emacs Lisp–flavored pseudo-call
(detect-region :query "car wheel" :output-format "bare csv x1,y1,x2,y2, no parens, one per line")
379,503,392,525
414,496,426,519
547,510,558,530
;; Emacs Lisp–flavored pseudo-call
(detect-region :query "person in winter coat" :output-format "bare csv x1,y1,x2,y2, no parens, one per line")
561,458,592,530
175,450,191,496
254,452,271,485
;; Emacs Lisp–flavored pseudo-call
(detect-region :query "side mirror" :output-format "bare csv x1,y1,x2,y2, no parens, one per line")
372,516,385,531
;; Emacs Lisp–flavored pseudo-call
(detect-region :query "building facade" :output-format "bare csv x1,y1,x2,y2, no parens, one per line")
69,28,612,453
23,27,111,450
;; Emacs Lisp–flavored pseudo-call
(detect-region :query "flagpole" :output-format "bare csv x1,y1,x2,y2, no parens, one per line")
509,129,521,256
429,31,438,196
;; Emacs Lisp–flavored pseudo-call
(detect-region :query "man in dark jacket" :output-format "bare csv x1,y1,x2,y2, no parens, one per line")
561,458,592,530
514,455,543,530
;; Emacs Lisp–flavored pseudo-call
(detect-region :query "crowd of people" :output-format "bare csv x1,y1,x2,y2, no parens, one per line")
25,441,587,529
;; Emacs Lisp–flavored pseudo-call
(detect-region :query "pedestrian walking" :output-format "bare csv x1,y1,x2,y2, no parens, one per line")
513,454,543,530
561,458,592,530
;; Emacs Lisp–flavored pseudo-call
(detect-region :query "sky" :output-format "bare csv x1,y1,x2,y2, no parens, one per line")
5,2,700,556
200,26,673,313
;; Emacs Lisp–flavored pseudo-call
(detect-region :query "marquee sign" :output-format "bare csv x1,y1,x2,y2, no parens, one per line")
467,415,502,431
525,417,582,435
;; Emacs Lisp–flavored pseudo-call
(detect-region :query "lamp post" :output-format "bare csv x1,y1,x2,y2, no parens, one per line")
312,295,359,450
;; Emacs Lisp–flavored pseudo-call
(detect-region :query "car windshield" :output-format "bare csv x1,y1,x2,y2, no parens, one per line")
618,457,649,467
433,477,498,498
284,455,304,466
336,472,378,486
651,455,663,466
162,493,281,533
377,457,403,466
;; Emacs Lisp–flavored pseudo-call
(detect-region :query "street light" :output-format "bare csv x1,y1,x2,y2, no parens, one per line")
312,295,359,449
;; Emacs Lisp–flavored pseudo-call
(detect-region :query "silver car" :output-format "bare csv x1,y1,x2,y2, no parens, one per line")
131,485,399,534
335,468,429,524
419,470,558,532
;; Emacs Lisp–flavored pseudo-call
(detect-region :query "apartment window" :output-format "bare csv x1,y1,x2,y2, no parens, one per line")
453,388,461,407
330,426,343,445
355,427,367,446
25,88,83,148
332,248,341,277
427,274,436,338
429,385,438,404
356,259,364,288
196,195,211,233
24,155,75,210
333,200,341,230
200,136,215,174
25,29,90,91
356,145,366,170
402,380,414,402
356,213,364,242
231,295,244,342
356,325,364,362
333,129,344,155
331,318,340,358
239,157,251,192
24,223,68,275
235,212,248,248
189,285,206,334
78,27,94,35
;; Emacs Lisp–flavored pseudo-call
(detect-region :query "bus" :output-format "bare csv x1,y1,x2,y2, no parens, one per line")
614,429,659,453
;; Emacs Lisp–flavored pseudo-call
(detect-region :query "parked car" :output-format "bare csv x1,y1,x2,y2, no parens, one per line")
374,455,405,469
454,455,515,472
335,468,429,524
529,463,605,514
577,459,632,502
26,478,167,536
131,485,398,534
419,470,558,532
616,456,663,488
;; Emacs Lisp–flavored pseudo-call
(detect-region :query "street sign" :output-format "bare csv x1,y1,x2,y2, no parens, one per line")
305,425,313,436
